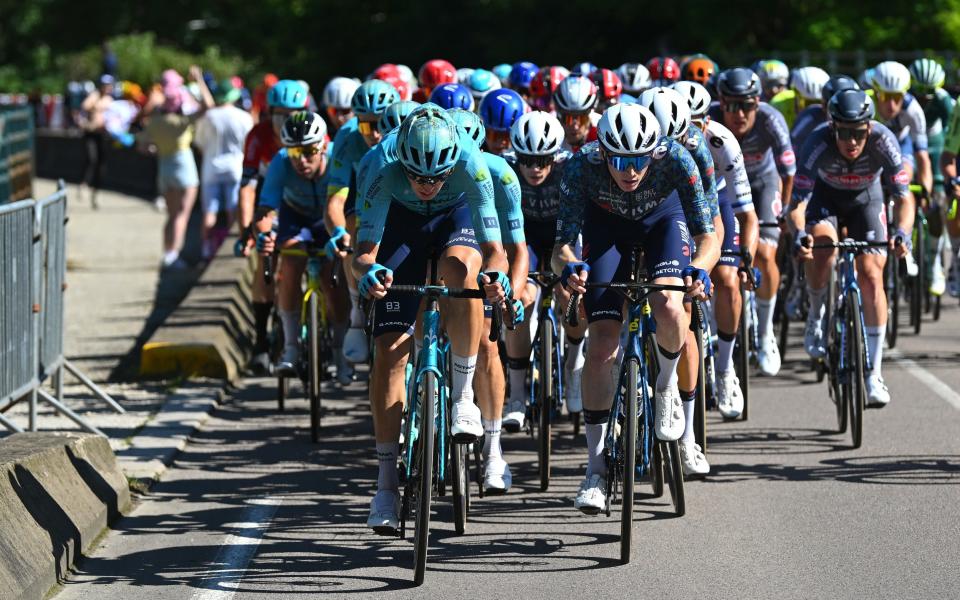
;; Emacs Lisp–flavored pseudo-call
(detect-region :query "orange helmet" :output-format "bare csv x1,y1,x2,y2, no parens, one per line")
683,58,716,85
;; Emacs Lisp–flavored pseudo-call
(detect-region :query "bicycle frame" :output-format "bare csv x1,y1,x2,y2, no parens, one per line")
528,273,565,421
830,246,873,383
404,294,448,483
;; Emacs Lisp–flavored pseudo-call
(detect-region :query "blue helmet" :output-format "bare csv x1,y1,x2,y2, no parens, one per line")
479,89,525,131
447,108,485,148
468,69,501,101
268,79,308,109
570,62,598,76
429,83,475,111
396,103,462,177
509,61,539,90
378,100,421,134
492,63,513,85
351,79,400,116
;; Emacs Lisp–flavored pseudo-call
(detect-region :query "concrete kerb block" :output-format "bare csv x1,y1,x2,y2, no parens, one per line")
0,432,130,600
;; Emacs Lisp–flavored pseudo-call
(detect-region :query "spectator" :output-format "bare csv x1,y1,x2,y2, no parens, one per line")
136,66,214,269
102,42,118,78
251,73,278,123
194,78,253,260
77,74,115,208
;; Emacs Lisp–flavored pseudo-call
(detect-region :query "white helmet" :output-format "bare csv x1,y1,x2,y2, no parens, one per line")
456,67,475,85
638,87,690,140
396,64,416,87
322,77,360,110
872,61,911,94
791,66,830,101
671,81,712,118
510,111,564,156
553,75,598,114
617,63,652,94
597,104,661,155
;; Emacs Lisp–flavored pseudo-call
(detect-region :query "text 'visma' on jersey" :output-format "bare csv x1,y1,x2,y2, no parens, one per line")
258,146,334,216
555,138,714,247
708,101,796,179
357,129,501,246
792,121,910,203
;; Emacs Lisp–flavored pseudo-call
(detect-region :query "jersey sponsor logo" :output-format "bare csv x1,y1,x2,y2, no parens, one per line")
500,171,517,185
685,136,700,151
462,228,475,235
794,174,814,190
385,301,401,312
710,135,725,148
475,169,490,183
894,169,910,186
823,172,877,188
779,149,796,166
743,151,765,164
652,143,669,160
483,217,499,229
508,218,522,230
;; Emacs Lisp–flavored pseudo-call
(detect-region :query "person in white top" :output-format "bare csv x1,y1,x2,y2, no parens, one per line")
194,79,254,259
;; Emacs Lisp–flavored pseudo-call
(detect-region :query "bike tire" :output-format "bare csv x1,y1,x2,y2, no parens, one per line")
451,442,468,534
650,435,665,498
934,293,942,321
915,220,925,334
539,323,553,491
308,294,321,443
847,292,865,449
693,314,707,446
413,371,436,586
737,289,750,421
620,358,639,565
277,375,288,412
886,257,899,349
664,440,686,517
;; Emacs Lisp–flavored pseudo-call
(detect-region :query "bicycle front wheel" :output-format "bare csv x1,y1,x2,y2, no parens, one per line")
663,440,686,517
538,322,554,491
886,257,899,349
413,371,436,585
620,358,639,565
308,293,321,443
846,292,866,449
737,289,751,421
451,442,468,534
914,219,925,334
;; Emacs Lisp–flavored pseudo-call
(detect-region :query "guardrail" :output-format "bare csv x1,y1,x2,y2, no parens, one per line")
0,181,123,435
0,106,34,204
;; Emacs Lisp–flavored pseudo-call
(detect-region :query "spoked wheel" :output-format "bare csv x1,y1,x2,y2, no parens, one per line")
619,358,639,565
451,442,469,535
278,375,289,411
412,371,437,586
736,290,751,421
663,440,686,517
886,257,899,349
693,317,707,448
650,438,665,498
307,294,322,443
844,293,866,449
913,219,925,335
538,323,554,492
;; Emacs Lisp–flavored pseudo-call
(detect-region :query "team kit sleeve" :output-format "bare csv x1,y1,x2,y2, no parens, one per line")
876,127,910,199
723,133,755,213
327,127,357,196
495,163,526,244
766,108,798,178
258,151,288,211
688,130,719,218
906,100,929,151
240,128,262,187
671,145,714,236
555,158,588,247
461,150,502,245
790,130,827,205
356,162,396,246
943,103,960,155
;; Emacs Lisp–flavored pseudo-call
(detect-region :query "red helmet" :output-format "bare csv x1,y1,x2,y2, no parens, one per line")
591,68,623,101
383,76,411,101
418,59,457,89
646,57,681,82
530,66,569,100
373,63,401,81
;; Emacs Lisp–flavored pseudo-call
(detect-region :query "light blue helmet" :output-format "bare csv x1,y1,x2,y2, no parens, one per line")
492,63,513,85
468,69,501,101
378,100,421,134
268,79,308,109
396,103,462,177
447,107,485,148
351,79,400,116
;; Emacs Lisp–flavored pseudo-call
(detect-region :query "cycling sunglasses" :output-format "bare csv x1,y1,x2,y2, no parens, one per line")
402,164,454,186
723,99,759,113
606,153,651,172
835,126,869,142
357,120,379,136
876,90,904,103
288,144,323,160
516,153,554,168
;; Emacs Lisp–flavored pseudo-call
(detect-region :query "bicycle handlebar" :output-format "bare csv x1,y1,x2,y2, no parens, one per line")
261,239,353,284
387,284,505,343
565,282,688,328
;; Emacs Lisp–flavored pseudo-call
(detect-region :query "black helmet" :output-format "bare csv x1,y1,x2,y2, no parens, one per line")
821,75,859,107
717,67,761,98
827,89,875,124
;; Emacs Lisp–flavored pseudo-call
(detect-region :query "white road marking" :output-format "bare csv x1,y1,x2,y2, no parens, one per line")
189,497,282,600
890,351,960,411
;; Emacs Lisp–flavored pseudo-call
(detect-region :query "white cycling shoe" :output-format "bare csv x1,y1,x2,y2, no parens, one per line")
757,334,781,376
366,489,400,535
565,362,583,414
679,440,710,476
483,457,512,495
502,399,526,433
865,374,890,408
930,265,947,296
574,473,607,515
655,384,684,441
343,327,369,364
804,312,827,359
716,369,744,419
451,401,483,442
275,345,298,376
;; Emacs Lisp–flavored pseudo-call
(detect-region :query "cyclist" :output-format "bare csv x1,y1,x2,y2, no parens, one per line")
467,69,502,107
479,88,526,155
617,62,652,96
321,77,359,136
909,58,955,296
681,54,717,87
238,79,308,374
415,59,457,102
448,107,526,494
792,75,859,148
326,79,400,366
773,66,829,130
530,65,569,111
591,68,623,111
553,75,599,153
939,87,960,296
757,59,790,102
790,89,914,407
500,110,587,429
252,112,351,383
553,104,718,513
710,67,796,377
355,105,511,532
674,80,759,419
873,61,932,194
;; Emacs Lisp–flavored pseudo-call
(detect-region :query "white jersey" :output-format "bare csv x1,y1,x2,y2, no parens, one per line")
704,119,754,214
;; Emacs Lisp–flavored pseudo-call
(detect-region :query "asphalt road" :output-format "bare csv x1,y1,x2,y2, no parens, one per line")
56,300,960,600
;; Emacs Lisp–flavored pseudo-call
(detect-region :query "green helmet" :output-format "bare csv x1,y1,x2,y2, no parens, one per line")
377,100,421,134
351,79,400,116
396,104,462,177
909,58,946,93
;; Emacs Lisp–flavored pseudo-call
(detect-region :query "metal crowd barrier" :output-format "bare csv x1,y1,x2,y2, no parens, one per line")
0,180,123,435
0,106,34,205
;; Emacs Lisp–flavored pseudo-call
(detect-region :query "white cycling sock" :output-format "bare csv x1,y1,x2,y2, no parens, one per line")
807,286,827,322
451,354,477,406
655,345,681,391
376,442,400,492
715,331,736,374
482,418,502,461
280,310,300,350
349,289,365,327
584,422,608,477
565,335,585,371
681,390,696,443
865,325,885,378
756,295,776,340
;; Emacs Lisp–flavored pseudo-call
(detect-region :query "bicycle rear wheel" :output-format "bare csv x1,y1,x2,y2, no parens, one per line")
539,322,554,491
451,442,468,534
413,371,437,585
693,315,707,446
886,257,899,349
308,294,322,443
663,440,686,517
846,292,865,449
827,307,847,434
620,358,639,565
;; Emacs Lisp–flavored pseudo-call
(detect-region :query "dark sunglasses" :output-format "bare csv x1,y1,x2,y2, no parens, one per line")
723,100,759,113
835,126,869,141
516,153,554,168
606,153,651,172
402,164,454,186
